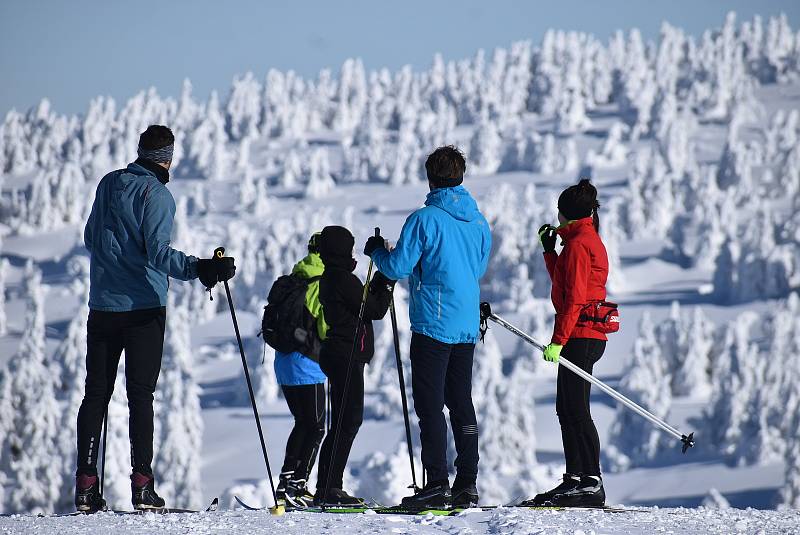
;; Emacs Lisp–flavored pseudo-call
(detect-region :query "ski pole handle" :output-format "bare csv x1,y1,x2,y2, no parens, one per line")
214,247,225,259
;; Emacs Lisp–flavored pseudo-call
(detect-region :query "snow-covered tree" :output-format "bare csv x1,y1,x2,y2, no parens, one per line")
304,148,336,199
0,258,7,336
0,263,62,513
605,312,673,471
153,298,203,509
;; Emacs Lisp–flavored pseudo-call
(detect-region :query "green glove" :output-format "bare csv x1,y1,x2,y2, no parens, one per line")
543,343,563,363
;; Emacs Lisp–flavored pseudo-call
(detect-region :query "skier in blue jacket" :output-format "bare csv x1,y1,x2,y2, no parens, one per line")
76,125,235,512
364,145,491,509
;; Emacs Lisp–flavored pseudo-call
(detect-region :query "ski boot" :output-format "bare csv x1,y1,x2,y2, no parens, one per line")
547,475,605,508
313,487,365,507
451,477,479,508
285,478,315,508
519,473,581,506
276,472,292,507
400,480,451,510
131,472,166,510
75,474,107,513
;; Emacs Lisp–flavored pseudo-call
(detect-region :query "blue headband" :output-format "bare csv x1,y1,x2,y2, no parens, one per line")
137,144,174,164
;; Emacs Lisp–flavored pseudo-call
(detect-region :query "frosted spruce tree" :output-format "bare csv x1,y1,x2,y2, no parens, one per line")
605,312,672,471
0,258,7,337
304,148,336,199
0,263,62,513
153,298,203,509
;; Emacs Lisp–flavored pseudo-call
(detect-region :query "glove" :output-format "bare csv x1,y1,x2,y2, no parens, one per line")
543,343,563,363
364,234,387,257
538,224,557,253
196,259,218,289
216,256,236,282
369,271,396,294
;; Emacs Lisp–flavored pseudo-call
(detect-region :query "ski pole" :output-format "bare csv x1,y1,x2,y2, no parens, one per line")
322,228,379,510
389,294,419,493
214,247,285,516
479,302,695,453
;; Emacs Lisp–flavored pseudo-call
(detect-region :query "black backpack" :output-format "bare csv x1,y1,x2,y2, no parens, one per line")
261,274,323,362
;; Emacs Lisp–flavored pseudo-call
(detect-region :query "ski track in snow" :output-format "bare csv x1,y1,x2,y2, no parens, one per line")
3,507,799,535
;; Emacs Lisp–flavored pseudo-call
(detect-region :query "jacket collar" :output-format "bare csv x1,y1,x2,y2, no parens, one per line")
556,217,594,241
132,158,170,184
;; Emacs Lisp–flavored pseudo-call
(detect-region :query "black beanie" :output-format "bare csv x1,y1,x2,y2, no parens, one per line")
319,226,355,263
558,179,599,221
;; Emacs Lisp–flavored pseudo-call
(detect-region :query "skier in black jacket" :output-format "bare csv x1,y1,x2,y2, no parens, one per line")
313,225,393,506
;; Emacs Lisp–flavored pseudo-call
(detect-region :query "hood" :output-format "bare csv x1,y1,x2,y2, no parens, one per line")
425,185,481,223
292,253,325,279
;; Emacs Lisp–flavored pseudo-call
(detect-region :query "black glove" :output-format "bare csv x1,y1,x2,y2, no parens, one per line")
538,224,557,254
364,234,386,257
197,256,236,289
369,271,396,294
197,259,218,289
216,256,236,282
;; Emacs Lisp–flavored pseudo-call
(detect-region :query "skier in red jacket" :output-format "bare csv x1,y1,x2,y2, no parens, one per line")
525,179,609,508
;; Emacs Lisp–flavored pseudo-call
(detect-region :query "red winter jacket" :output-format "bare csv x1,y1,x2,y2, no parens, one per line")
543,217,609,345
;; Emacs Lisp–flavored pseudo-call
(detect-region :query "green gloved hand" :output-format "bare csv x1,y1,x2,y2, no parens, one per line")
543,343,563,363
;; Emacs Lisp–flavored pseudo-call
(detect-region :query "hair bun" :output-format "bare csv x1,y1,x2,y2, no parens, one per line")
577,178,592,188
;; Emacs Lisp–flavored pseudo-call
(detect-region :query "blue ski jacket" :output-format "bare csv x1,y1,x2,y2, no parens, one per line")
84,161,198,311
370,185,492,344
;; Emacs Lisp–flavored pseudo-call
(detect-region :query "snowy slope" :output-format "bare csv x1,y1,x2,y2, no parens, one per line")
5,507,800,535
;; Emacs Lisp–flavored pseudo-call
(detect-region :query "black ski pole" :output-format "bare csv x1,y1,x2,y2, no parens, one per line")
321,228,379,510
213,247,284,515
389,295,419,493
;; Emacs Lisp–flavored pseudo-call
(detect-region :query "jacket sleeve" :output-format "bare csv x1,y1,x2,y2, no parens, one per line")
371,212,425,280
551,243,591,345
84,204,96,254
142,187,198,281
338,272,391,321
543,251,558,280
306,281,329,340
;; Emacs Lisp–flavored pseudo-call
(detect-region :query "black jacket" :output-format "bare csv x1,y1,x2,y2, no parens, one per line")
319,262,391,364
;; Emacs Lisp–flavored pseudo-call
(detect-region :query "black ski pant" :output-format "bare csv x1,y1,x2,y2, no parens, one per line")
280,383,326,481
316,351,364,492
556,337,606,477
410,332,478,485
76,307,166,478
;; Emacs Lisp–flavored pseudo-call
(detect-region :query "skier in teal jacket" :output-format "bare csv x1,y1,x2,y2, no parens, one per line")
364,145,491,509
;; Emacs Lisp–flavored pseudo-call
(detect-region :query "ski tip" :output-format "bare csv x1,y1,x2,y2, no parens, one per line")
681,432,695,453
207,498,219,512
270,504,286,516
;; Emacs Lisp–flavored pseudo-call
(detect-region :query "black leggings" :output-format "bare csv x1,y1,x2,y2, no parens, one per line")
556,338,606,477
76,307,166,477
316,353,364,491
280,383,326,481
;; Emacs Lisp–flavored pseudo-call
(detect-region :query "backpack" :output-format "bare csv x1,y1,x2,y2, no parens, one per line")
261,274,323,362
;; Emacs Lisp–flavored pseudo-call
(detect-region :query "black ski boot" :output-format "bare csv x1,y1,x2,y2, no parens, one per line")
519,473,581,506
75,474,107,513
451,477,479,508
131,472,165,510
547,475,605,508
313,487,365,507
285,478,315,508
276,472,292,506
400,480,451,510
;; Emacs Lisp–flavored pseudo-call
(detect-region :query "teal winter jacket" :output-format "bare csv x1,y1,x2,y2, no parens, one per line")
84,161,198,311
370,185,492,344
